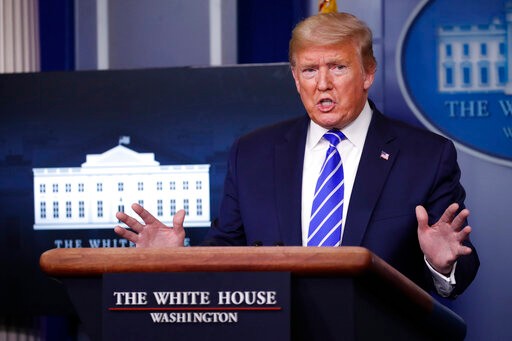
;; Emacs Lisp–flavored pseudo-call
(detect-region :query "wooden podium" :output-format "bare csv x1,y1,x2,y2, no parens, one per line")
40,246,466,340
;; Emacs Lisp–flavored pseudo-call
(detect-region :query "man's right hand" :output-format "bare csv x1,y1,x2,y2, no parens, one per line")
114,203,186,247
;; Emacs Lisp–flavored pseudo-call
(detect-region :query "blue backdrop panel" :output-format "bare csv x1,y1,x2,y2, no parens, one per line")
0,64,304,315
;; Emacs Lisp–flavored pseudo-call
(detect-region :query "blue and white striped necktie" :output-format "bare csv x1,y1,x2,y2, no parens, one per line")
307,129,345,247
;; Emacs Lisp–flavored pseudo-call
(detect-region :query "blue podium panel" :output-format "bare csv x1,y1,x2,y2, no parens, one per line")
102,272,290,341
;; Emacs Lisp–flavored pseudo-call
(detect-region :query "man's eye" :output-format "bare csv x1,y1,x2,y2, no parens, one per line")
333,65,346,73
302,68,316,78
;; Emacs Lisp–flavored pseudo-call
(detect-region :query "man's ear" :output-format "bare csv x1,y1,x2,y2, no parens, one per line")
363,69,375,91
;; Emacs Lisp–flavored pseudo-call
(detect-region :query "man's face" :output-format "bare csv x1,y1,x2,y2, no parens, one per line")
291,42,375,130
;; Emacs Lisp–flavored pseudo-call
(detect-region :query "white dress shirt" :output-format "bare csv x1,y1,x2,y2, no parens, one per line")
301,101,372,245
300,100,455,296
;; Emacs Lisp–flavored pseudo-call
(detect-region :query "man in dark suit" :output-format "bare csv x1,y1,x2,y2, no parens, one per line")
115,12,479,297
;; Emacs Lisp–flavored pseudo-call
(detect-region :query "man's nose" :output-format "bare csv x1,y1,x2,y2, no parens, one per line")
317,68,333,91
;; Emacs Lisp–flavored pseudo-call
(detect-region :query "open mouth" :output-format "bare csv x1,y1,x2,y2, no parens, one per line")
317,98,335,111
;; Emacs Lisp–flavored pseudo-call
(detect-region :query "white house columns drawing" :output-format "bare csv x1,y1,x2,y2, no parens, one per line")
33,140,211,230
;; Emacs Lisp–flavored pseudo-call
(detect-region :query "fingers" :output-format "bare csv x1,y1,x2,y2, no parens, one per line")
116,210,144,233
452,225,472,257
115,203,165,233
451,208,470,231
459,244,473,256
417,203,471,232
438,203,459,224
114,225,138,243
457,225,472,241
436,203,471,232
114,204,186,248
132,203,160,226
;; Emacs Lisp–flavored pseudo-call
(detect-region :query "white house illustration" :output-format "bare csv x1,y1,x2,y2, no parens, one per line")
33,140,211,230
437,2,512,93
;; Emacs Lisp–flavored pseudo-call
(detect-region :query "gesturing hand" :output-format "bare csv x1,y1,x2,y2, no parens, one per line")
114,203,186,248
416,203,473,275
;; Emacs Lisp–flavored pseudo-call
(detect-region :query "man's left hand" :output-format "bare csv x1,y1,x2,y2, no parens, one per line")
416,203,473,275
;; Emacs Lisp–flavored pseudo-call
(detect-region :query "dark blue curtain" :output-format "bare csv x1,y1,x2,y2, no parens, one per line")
237,0,310,64
39,0,75,71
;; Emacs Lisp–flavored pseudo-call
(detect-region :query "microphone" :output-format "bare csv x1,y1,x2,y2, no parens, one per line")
274,241,284,246
252,240,263,246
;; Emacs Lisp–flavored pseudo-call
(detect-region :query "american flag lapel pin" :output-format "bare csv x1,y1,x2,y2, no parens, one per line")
380,150,390,160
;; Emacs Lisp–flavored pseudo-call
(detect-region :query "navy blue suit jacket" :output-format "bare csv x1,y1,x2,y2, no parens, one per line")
204,103,479,297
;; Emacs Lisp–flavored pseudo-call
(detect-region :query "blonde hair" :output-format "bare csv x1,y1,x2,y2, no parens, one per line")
289,12,376,73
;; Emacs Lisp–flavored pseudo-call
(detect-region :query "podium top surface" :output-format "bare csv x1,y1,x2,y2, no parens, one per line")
41,246,376,276
40,246,432,312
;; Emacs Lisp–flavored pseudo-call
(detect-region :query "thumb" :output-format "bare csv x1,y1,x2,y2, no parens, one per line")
415,205,429,231
172,209,186,230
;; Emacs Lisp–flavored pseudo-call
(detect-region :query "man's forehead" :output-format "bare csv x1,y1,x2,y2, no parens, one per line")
294,46,355,64
294,40,357,57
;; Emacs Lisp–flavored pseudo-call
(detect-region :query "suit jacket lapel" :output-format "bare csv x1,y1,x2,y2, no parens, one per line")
342,110,399,246
274,116,309,246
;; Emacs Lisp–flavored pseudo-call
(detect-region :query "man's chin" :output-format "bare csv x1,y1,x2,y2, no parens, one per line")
311,114,344,130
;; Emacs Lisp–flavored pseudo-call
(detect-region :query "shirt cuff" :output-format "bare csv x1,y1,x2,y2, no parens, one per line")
424,256,457,297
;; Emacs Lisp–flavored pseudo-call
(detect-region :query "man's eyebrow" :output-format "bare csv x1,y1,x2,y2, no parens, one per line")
298,62,318,69
299,58,348,69
326,60,348,67
326,57,348,65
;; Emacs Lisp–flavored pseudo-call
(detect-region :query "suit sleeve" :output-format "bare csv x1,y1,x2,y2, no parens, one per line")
201,138,247,246
425,139,479,298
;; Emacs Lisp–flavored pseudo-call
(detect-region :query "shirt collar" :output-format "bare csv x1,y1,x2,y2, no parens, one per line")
306,100,373,150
